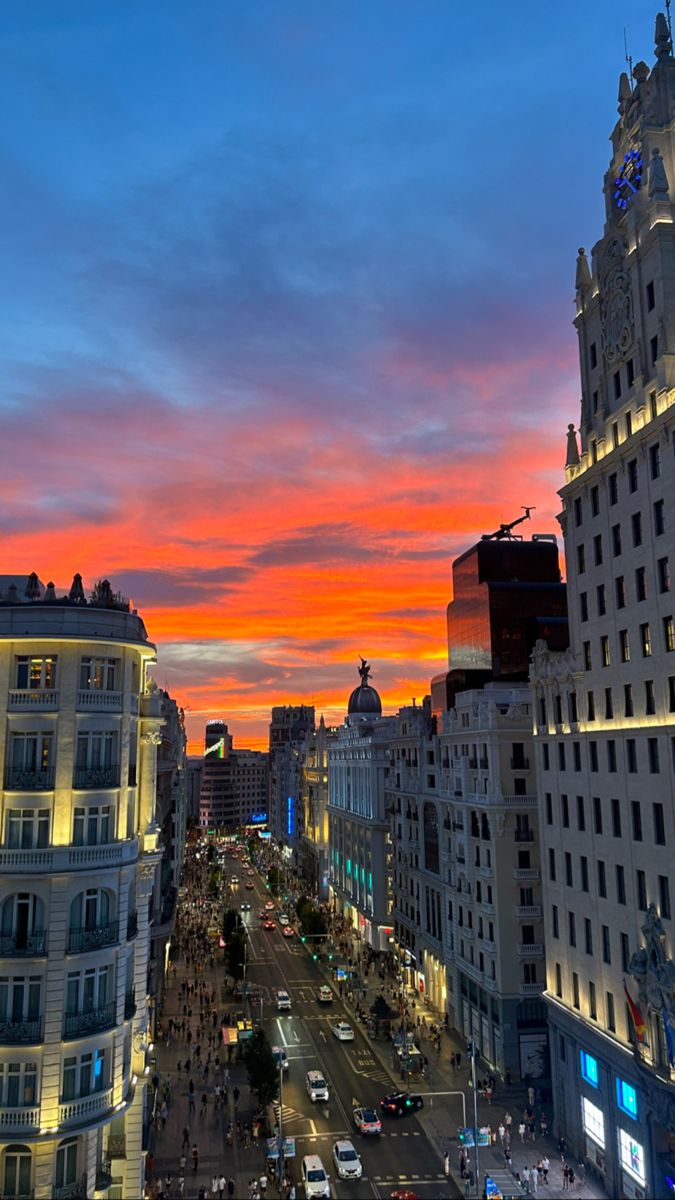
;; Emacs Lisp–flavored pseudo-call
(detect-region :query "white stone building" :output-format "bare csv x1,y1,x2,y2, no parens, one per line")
532,15,675,1197
0,574,162,1200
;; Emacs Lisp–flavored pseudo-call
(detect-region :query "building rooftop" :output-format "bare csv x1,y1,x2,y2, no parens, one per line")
0,572,134,612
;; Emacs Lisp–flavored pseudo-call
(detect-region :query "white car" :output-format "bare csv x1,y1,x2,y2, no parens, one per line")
272,1045,289,1072
317,986,333,1004
301,1154,331,1199
276,989,291,1011
306,1070,329,1102
332,1021,354,1041
278,913,290,926
332,1139,362,1180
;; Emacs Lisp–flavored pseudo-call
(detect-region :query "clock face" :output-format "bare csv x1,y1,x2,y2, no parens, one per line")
614,146,643,210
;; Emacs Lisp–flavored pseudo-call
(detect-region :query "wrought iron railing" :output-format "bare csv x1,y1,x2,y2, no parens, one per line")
0,931,46,956
0,1017,42,1044
64,1001,115,1039
5,767,55,790
72,765,120,789
67,922,118,954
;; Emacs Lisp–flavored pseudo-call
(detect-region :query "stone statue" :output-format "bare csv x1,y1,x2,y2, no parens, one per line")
628,904,675,1018
648,147,670,199
565,424,580,468
358,657,371,684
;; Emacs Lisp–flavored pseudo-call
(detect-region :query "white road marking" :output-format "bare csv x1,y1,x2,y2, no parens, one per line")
318,1029,326,1041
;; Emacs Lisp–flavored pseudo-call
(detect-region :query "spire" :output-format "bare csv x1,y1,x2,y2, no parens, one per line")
69,572,85,602
575,247,592,294
617,71,632,113
565,424,580,469
44,581,57,602
648,146,670,198
655,11,673,59
24,572,41,599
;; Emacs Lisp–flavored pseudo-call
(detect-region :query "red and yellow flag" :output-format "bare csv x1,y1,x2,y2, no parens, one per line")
624,981,647,1042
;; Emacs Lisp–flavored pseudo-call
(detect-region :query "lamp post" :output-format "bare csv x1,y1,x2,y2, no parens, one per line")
277,1059,284,1196
470,1037,480,1195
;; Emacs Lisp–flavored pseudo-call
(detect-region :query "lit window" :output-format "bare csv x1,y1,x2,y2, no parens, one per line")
580,1050,599,1088
618,1129,646,1185
616,1078,638,1119
581,1095,605,1147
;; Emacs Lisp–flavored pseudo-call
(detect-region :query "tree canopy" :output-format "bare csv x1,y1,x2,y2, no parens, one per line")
243,1029,279,1108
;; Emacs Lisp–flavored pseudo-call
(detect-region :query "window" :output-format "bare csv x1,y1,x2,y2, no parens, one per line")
650,442,661,480
627,738,637,772
620,629,630,662
631,801,642,841
576,795,585,831
611,524,622,556
561,794,569,827
636,566,647,601
545,793,553,825
7,733,53,785
580,855,589,892
618,1129,646,1186
0,975,41,1024
617,1078,638,1119
55,1138,79,1190
647,280,655,311
602,926,611,964
593,796,602,835
2,1145,32,1199
0,1061,37,1107
580,1051,599,1088
548,848,556,882
573,741,581,771
664,616,675,652
542,743,550,771
659,874,671,920
15,656,57,690
640,623,652,657
558,743,566,771
654,498,665,535
555,963,562,998
627,358,635,388
621,932,630,972
632,512,642,547
572,972,580,1009
583,641,592,671
574,497,583,527
568,692,578,723
611,797,621,837
593,534,603,566
659,559,671,594
616,864,626,905
649,737,660,773
636,869,647,911
645,679,655,715
651,333,658,365
591,485,600,516
628,458,638,492
590,741,598,771
607,991,616,1032
584,918,593,955
72,806,112,847
577,544,586,574
607,740,617,772
552,905,559,938
75,731,117,770
609,472,618,505
6,809,50,850
597,860,607,898
79,657,119,692
565,853,573,888
616,575,626,608
590,342,597,369
589,981,597,1019
605,687,613,719
580,592,588,622
613,371,622,400
653,802,666,845
597,584,606,616
601,636,610,667
587,690,595,721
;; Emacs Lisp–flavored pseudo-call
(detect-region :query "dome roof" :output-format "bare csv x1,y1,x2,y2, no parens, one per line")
348,682,382,716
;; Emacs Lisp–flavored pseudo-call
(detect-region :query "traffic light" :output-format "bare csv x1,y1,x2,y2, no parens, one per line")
301,936,306,944
327,953,333,961
458,1128,467,1144
312,953,318,961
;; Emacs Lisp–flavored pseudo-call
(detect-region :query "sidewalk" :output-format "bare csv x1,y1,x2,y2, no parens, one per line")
319,925,609,1200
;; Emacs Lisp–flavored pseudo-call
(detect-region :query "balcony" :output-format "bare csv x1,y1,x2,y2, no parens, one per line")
520,981,546,997
479,864,494,879
107,1134,126,1158
0,1017,42,1044
467,792,538,809
481,939,496,953
54,1182,88,1200
127,911,138,939
96,1159,114,1191
64,1001,116,1039
513,868,541,881
479,757,488,769
517,905,542,919
4,766,55,791
8,688,60,710
517,943,544,957
510,757,530,770
0,1104,40,1132
59,1087,114,1130
77,689,122,711
73,765,120,789
124,989,136,1019
480,901,495,915
0,931,46,957
514,830,535,842
483,975,498,993
67,922,119,954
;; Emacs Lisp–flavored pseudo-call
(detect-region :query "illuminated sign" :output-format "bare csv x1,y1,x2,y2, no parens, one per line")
287,796,295,838
249,813,267,824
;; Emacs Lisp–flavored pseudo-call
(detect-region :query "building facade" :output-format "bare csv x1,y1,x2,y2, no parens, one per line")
298,717,335,902
198,722,268,832
148,689,187,1014
267,706,314,865
533,17,675,1197
0,574,162,1200
328,662,394,952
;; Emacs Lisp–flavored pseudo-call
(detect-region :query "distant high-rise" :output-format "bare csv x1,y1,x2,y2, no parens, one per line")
198,721,268,831
267,705,315,860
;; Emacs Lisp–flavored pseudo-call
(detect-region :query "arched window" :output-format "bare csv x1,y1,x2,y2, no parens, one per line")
55,1137,78,1190
3,1144,31,1198
0,894,45,953
423,802,439,875
69,889,111,932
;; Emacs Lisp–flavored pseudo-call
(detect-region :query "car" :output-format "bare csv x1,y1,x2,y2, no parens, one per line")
306,1070,329,1102
389,1192,419,1200
282,926,295,939
276,989,291,1011
380,1092,424,1116
247,869,255,877
265,900,275,909
300,1154,330,1199
317,986,333,1004
332,1022,354,1041
240,902,252,912
271,1045,289,1072
264,919,276,930
278,913,290,926
352,1106,381,1135
258,910,267,921
245,882,255,889
332,1139,362,1180
230,876,239,885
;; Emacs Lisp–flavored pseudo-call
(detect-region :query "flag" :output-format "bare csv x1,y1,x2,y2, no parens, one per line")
624,980,647,1042
663,1007,675,1067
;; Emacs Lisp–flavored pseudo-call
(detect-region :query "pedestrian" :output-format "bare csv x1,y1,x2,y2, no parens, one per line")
568,1167,575,1188
541,1155,550,1184
227,1178,235,1198
233,1086,240,1107
165,1173,172,1198
444,1151,450,1177
178,1154,186,1173
540,1112,548,1137
523,1164,531,1193
178,1176,185,1198
504,1111,512,1130
212,1174,219,1197
200,1091,208,1117
532,1165,539,1194
519,1121,526,1143
191,1143,199,1172
182,1126,190,1151
562,1164,570,1191
259,1172,268,1195
218,1175,226,1199
528,1085,535,1106
498,1123,505,1143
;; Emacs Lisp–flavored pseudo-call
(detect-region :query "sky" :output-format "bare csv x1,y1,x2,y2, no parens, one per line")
0,0,661,751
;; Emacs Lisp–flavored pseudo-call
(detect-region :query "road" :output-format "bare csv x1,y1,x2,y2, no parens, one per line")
233,867,460,1200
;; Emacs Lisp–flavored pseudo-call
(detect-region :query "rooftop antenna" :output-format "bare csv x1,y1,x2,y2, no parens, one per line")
624,27,634,90
667,0,673,41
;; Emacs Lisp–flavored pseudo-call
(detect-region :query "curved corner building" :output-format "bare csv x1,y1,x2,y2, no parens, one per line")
0,574,162,1200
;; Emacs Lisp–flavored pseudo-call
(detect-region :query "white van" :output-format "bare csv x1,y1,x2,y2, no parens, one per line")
305,1070,329,1102
276,989,291,1011
301,1153,330,1198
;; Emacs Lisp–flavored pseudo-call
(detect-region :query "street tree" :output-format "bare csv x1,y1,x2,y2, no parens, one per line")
242,1029,279,1108
224,931,247,983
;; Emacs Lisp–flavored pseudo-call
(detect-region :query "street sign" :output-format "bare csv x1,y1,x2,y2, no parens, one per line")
266,1137,295,1159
